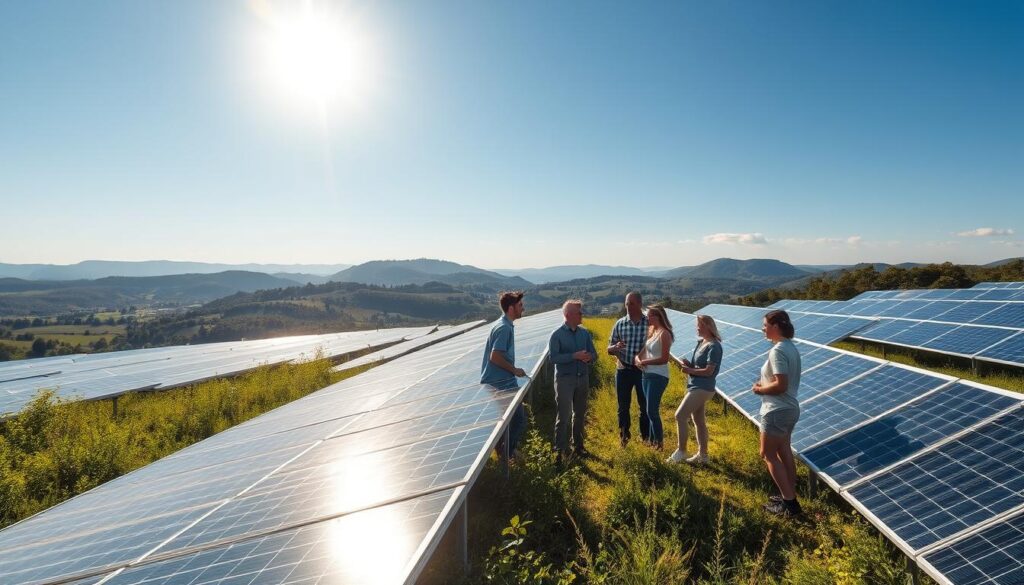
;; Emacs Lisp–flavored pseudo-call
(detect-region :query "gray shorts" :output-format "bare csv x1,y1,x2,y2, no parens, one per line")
760,408,800,437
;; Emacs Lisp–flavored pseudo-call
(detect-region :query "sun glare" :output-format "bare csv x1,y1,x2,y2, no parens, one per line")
256,1,375,112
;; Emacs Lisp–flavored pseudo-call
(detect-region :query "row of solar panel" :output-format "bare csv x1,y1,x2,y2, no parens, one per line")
334,320,486,372
780,298,1024,328
0,326,437,415
0,310,565,585
972,281,1024,290
767,299,1024,367
854,288,1024,301
676,307,1024,585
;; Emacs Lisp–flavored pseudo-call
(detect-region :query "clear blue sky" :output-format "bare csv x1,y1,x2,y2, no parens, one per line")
2,0,1021,268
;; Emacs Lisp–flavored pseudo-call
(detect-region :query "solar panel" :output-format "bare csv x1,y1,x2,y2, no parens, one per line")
803,383,1023,488
0,310,566,585
919,506,1024,585
0,326,438,415
793,365,952,452
845,409,1024,554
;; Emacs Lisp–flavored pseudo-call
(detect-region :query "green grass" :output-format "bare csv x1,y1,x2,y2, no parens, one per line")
421,317,922,584
0,357,371,528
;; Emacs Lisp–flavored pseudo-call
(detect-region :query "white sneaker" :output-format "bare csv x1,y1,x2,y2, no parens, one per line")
685,453,709,465
666,449,689,464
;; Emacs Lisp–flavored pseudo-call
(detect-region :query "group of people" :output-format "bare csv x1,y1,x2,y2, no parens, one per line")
480,290,805,518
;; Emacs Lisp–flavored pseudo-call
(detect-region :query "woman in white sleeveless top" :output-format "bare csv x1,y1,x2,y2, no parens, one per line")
633,305,673,449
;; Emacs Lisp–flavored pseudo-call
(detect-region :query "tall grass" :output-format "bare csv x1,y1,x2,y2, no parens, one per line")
0,357,365,528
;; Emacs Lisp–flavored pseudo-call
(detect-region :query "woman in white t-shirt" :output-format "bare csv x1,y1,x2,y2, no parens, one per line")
634,305,673,450
752,309,802,518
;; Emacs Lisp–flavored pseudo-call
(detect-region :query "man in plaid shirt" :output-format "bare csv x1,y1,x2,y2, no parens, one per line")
607,291,649,446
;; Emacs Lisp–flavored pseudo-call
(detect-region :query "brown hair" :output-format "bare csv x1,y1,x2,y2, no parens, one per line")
499,291,525,313
764,309,795,338
646,305,674,341
696,314,722,342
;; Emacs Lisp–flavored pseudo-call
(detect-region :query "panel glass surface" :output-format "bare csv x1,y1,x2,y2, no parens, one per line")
847,409,1024,552
800,354,882,402
103,488,459,585
925,326,1019,356
793,365,948,451
977,333,1024,366
921,508,1024,585
804,385,1022,486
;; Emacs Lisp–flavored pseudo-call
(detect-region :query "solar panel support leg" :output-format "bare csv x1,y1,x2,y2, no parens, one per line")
882,345,887,359
112,396,118,419
501,427,511,479
807,468,818,499
906,556,920,585
971,358,978,376
456,499,469,574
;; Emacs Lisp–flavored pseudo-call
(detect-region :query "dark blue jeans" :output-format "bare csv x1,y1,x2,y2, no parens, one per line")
642,373,670,444
616,367,650,442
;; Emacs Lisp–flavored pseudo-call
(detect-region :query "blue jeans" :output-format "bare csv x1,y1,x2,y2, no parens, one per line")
492,379,527,454
643,373,669,444
616,368,649,442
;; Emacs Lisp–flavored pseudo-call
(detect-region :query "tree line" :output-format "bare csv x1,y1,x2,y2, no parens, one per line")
736,260,1024,307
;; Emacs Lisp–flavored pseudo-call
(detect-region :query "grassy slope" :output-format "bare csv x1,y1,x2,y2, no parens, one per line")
0,358,372,528
423,317,918,585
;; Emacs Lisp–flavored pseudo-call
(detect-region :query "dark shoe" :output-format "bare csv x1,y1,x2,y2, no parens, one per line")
573,446,590,458
764,499,802,518
620,436,629,448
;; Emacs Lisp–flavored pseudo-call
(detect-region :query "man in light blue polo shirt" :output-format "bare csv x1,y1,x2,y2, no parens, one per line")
481,291,528,455
548,299,596,461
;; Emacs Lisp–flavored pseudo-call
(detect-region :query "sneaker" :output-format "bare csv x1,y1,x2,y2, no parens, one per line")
685,453,709,465
620,436,629,448
665,449,689,464
767,494,783,504
764,499,802,518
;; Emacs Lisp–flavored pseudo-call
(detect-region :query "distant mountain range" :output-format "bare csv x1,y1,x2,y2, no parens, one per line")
494,265,660,284
0,260,351,281
329,259,531,290
0,271,300,316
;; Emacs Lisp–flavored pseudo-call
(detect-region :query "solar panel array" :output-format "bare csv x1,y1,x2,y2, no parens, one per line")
0,326,435,415
673,307,1024,585
972,281,1024,290
769,295,1024,368
0,310,564,585
334,320,486,372
694,304,876,345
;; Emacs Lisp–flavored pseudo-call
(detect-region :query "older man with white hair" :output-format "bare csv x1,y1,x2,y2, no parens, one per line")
548,299,597,462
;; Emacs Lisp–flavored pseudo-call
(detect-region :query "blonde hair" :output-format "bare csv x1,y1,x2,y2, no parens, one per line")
562,299,583,314
696,314,722,342
646,305,673,341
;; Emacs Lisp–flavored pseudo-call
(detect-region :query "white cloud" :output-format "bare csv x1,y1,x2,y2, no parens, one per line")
780,235,862,247
702,232,768,246
956,227,1015,238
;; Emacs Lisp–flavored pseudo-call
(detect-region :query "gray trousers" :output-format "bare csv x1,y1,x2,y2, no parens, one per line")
554,371,590,452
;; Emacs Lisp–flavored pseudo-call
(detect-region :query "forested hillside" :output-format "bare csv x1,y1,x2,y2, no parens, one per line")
736,260,1024,306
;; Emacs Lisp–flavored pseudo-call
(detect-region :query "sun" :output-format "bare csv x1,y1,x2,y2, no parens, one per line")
255,1,374,111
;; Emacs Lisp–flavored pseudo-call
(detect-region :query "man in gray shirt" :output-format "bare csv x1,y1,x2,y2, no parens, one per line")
548,300,596,461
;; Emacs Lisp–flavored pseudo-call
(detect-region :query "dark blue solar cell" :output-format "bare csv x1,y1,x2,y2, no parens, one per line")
800,354,882,402
915,289,959,300
848,409,1024,552
796,346,840,371
974,289,1021,301
901,301,961,320
804,383,1022,486
943,290,988,301
868,300,928,318
977,333,1024,367
922,509,1024,585
853,319,914,341
793,365,948,452
932,302,1006,324
972,303,1024,328
885,322,957,347
926,326,1019,357
732,390,763,419
717,360,764,398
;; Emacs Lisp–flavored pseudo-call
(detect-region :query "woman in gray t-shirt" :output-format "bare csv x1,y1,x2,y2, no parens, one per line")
752,309,803,518
667,315,722,465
